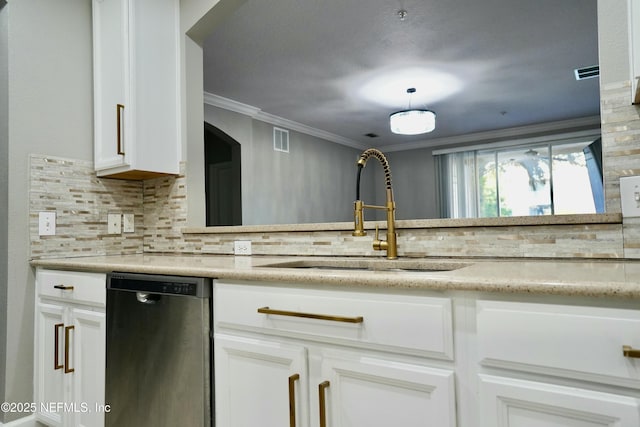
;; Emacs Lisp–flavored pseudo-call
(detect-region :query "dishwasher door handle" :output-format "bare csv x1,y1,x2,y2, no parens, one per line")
136,293,161,304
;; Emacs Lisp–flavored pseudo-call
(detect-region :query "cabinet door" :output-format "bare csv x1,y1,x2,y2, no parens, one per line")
215,334,308,427
35,302,67,427
318,353,456,427
70,307,106,427
480,374,640,427
92,0,129,171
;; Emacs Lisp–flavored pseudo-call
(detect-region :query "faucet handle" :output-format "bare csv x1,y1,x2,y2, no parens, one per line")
373,225,388,251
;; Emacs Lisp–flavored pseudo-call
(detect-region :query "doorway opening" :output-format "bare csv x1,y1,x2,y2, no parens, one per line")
204,123,242,226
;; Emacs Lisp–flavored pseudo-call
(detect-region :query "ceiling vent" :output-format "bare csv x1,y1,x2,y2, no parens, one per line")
574,65,599,81
273,127,289,153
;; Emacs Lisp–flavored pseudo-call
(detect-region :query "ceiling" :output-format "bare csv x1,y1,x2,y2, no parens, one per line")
202,0,600,150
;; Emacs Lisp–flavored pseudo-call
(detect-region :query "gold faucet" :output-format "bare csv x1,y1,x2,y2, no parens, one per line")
352,148,398,259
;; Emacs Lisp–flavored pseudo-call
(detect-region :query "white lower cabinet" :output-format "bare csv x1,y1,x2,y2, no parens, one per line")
215,281,640,426
477,300,640,427
480,374,640,427
213,280,457,427
35,269,106,427
214,334,308,427
319,352,455,427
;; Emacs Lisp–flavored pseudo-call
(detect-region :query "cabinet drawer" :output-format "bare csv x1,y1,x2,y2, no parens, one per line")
214,281,453,359
36,269,106,306
477,300,640,388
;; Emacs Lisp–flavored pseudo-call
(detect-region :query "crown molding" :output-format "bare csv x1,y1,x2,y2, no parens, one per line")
377,115,602,153
203,92,366,150
204,91,601,153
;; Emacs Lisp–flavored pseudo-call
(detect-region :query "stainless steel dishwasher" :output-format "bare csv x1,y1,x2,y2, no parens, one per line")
106,272,213,427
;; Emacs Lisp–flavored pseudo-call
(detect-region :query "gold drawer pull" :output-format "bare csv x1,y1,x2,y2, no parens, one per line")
288,374,299,427
54,323,64,370
64,325,74,374
54,285,74,291
116,103,125,155
623,345,640,358
319,381,330,427
258,307,363,324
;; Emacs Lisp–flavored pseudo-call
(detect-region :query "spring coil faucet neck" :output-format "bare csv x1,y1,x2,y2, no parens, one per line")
353,148,398,259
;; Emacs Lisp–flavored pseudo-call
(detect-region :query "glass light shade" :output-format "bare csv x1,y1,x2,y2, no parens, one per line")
389,109,436,135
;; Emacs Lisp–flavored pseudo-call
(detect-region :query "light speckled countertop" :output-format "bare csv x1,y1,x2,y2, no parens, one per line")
30,254,640,299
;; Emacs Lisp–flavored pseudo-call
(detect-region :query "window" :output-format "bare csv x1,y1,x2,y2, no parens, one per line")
436,136,604,218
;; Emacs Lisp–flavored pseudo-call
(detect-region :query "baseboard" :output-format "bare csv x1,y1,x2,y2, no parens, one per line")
0,415,38,427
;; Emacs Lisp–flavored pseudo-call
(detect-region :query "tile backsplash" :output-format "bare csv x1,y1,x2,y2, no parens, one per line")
29,155,143,258
27,79,640,261
26,153,628,261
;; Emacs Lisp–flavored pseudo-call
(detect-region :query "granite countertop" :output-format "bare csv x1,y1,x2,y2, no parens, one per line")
30,254,640,299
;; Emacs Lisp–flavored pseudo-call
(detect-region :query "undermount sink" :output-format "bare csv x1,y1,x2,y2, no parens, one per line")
262,259,471,272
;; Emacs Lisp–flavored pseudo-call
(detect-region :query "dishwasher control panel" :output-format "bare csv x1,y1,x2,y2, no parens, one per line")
107,272,212,298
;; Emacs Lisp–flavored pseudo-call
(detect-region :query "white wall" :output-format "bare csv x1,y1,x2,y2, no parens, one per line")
3,0,93,422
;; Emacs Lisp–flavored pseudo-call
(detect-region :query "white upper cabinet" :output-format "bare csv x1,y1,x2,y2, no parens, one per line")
92,0,180,179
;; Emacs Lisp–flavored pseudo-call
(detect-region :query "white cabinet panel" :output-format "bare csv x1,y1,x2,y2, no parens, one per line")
92,0,180,179
72,308,107,427
214,334,309,427
477,300,640,388
92,0,128,171
215,281,454,359
35,302,67,427
37,269,106,306
319,353,456,427
480,374,640,427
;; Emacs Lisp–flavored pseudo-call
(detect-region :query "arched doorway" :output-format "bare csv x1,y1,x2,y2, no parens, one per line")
204,122,242,226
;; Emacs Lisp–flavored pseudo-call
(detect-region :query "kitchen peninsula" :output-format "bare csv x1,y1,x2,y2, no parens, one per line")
32,252,640,426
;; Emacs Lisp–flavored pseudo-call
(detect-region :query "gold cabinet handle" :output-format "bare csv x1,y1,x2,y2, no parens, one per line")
257,307,363,324
319,381,330,427
64,325,74,374
623,345,640,358
54,323,64,370
54,285,74,291
116,103,125,155
289,374,299,427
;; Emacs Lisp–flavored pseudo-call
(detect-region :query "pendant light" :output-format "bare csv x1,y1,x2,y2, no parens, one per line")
389,88,436,135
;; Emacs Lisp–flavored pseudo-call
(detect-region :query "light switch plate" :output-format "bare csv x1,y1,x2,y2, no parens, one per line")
234,240,252,255
123,213,135,233
620,176,640,217
38,211,56,236
107,213,122,234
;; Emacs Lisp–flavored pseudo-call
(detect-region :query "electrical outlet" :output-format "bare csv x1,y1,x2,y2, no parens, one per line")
38,211,56,236
620,176,640,217
123,213,135,233
234,240,252,256
107,213,122,234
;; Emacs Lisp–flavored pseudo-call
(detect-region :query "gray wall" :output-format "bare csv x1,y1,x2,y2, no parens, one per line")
0,0,8,414
3,0,93,422
204,104,370,224
386,149,439,220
